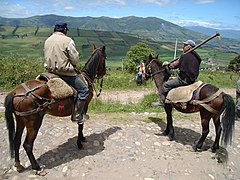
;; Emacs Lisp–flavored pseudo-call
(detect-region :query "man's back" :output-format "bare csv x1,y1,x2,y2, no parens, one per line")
44,32,79,76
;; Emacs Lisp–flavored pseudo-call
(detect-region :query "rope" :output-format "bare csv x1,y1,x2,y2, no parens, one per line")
191,89,222,114
13,82,52,116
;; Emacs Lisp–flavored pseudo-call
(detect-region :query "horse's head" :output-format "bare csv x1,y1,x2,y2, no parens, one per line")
82,44,107,80
144,54,171,81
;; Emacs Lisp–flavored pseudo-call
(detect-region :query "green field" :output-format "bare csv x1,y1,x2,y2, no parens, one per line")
0,25,239,70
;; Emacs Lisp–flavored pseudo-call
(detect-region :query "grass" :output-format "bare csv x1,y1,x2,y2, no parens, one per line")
0,25,238,69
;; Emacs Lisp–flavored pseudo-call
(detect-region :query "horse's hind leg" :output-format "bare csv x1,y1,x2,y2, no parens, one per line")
14,116,26,172
212,116,222,153
193,109,211,151
23,115,44,171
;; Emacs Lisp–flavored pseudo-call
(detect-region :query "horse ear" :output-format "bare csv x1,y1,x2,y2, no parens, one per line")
156,54,159,59
102,45,106,52
93,44,96,50
149,54,153,59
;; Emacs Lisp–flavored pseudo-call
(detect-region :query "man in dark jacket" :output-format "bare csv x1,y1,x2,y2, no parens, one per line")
152,40,202,106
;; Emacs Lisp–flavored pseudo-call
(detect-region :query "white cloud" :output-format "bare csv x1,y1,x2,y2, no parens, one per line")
64,6,73,11
139,0,176,6
169,19,240,30
0,2,31,18
194,0,216,4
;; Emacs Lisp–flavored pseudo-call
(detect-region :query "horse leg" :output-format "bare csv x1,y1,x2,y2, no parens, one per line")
14,117,26,172
193,109,211,151
211,116,222,153
164,104,174,141
77,123,86,149
23,115,43,171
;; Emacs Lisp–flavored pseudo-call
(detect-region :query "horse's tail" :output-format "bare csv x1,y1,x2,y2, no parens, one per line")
220,93,235,147
4,93,15,158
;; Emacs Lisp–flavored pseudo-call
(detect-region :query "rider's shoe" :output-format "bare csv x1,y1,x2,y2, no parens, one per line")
152,95,165,107
152,100,165,107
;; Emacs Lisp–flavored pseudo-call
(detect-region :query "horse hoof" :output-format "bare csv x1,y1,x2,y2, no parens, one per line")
77,141,83,149
34,169,48,176
15,163,25,173
192,145,201,152
168,135,174,141
81,136,87,142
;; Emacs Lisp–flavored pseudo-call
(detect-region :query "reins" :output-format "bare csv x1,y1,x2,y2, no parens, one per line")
81,71,103,97
81,48,105,97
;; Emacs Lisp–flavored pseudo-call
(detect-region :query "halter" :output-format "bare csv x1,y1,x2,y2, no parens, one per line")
145,58,165,78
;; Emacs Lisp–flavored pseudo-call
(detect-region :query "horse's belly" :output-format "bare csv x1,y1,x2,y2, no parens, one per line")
173,104,200,113
47,98,73,117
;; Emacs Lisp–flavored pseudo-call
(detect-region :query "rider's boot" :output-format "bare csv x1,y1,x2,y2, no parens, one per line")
152,95,165,107
71,100,89,124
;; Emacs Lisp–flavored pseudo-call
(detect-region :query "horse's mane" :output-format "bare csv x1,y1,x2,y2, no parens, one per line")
154,59,163,67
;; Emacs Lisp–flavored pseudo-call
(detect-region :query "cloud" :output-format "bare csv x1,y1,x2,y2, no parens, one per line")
139,0,176,6
170,19,240,30
0,2,31,18
194,0,216,4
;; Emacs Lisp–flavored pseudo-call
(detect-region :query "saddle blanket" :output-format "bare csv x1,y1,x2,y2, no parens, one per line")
165,81,203,104
36,72,87,99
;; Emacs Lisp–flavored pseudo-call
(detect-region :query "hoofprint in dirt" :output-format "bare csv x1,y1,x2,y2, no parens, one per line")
0,112,239,180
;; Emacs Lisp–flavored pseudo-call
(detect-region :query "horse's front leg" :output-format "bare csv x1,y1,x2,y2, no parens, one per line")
164,104,174,141
77,123,86,149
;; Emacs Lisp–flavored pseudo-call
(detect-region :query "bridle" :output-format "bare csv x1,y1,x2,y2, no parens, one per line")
145,58,166,78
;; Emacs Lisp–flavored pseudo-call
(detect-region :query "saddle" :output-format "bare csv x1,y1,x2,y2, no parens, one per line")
36,72,87,99
165,81,204,109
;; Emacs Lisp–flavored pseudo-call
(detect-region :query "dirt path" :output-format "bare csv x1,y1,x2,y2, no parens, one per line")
0,88,239,179
0,113,240,180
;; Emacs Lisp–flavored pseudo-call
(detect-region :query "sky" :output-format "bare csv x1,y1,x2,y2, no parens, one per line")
1,0,240,30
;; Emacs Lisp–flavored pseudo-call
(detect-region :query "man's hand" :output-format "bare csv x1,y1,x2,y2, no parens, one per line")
162,61,169,66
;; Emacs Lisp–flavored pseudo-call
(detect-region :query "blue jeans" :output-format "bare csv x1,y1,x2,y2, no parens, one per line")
59,75,89,101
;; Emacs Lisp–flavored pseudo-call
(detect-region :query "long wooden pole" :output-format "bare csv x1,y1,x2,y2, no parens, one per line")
170,32,220,63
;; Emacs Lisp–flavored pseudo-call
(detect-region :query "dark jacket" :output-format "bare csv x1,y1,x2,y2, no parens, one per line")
169,51,201,82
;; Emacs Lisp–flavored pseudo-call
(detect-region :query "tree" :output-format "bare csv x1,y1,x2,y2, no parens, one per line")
228,55,240,71
123,42,156,73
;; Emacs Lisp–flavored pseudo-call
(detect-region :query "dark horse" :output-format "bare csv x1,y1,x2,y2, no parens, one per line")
145,54,235,153
4,45,106,174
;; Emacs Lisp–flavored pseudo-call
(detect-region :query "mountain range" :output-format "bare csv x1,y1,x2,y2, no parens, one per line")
184,26,240,41
0,14,239,53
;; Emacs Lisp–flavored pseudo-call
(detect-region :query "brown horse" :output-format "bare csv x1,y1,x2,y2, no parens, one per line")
144,54,235,153
4,45,106,174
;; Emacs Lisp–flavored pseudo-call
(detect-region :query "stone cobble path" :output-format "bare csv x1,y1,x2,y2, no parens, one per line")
0,112,240,180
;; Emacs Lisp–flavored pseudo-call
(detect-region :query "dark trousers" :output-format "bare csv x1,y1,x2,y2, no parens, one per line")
161,76,193,97
59,75,89,101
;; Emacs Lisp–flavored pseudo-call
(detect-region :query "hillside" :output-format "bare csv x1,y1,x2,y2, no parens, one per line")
0,25,238,70
0,15,239,54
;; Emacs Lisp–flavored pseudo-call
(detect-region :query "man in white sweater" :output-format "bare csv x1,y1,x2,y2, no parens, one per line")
44,20,89,124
